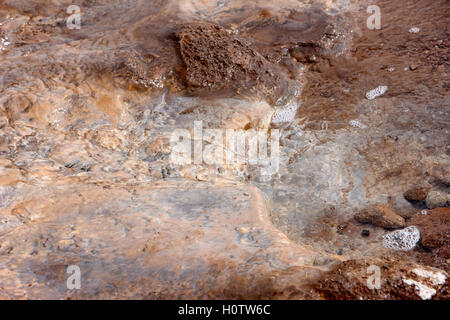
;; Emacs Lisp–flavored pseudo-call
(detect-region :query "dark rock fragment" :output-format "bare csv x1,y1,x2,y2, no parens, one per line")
404,187,429,202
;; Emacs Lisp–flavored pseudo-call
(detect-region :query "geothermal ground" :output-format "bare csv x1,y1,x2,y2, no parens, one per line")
0,0,449,299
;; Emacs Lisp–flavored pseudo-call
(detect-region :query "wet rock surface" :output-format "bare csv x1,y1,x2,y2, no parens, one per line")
0,0,449,299
0,181,328,299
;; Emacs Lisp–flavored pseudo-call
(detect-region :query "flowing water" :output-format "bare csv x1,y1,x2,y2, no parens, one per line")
0,0,448,299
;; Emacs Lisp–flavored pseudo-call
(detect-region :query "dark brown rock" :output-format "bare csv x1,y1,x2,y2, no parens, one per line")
355,204,405,229
176,23,288,103
404,187,429,202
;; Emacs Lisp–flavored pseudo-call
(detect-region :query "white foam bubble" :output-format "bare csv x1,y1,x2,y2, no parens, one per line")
412,268,446,286
366,85,387,100
271,103,298,125
382,226,420,251
0,36,10,52
403,279,435,300
349,120,367,129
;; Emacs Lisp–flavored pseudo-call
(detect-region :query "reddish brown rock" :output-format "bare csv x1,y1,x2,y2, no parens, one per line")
437,247,450,259
410,207,450,250
176,23,289,103
314,258,449,300
404,187,429,202
355,204,405,229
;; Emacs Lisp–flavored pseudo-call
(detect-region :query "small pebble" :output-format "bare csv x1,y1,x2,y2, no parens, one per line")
361,229,370,237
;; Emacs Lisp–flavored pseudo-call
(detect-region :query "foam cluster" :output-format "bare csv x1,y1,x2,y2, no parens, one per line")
0,35,10,52
349,119,367,129
366,85,387,100
382,226,420,251
271,103,298,125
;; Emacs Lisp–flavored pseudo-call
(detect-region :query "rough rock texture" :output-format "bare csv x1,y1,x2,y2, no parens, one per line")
0,181,331,299
315,258,449,300
355,204,405,229
410,208,450,251
404,187,429,202
177,23,291,104
426,190,448,209
382,226,421,251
